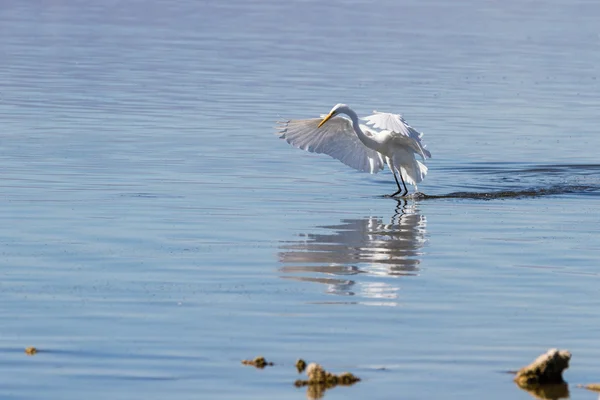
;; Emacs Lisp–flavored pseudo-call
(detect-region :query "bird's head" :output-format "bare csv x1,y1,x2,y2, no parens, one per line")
318,103,349,128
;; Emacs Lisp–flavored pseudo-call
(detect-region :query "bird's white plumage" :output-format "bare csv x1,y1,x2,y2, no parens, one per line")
276,116,385,174
362,111,431,159
276,104,431,196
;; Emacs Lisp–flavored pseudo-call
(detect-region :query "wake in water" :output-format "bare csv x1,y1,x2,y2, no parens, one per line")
413,185,598,200
396,163,600,200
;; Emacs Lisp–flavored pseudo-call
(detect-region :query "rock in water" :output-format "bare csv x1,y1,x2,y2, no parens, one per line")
514,349,571,386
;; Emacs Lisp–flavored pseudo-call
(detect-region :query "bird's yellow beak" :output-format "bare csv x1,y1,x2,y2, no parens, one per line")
318,112,333,128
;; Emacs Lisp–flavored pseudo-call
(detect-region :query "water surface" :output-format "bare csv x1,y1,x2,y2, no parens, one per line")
1,0,600,399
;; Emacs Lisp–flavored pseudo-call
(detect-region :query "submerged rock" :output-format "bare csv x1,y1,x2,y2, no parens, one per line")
241,356,273,369
514,349,571,386
295,362,360,391
579,383,600,392
518,383,569,400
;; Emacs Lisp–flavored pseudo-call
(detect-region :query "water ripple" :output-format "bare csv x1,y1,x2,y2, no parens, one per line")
417,184,598,200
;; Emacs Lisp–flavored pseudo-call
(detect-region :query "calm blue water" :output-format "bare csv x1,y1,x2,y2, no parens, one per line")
1,1,600,399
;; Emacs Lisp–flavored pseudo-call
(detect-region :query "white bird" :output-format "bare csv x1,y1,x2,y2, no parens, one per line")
276,103,431,197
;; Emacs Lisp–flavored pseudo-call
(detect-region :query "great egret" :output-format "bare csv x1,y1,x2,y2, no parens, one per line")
276,104,431,197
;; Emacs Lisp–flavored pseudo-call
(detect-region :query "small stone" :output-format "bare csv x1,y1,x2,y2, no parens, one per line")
296,358,307,373
25,347,38,356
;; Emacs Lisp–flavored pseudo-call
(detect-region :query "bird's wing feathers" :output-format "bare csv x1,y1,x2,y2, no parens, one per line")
276,116,385,174
363,111,432,159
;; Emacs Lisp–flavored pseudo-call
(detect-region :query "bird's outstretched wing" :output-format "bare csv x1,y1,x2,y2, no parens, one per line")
362,111,432,159
276,116,385,174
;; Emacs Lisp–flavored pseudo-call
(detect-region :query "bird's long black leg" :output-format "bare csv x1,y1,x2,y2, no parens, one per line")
388,168,403,197
400,173,408,197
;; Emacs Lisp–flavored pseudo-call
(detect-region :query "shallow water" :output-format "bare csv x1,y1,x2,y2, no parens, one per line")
1,0,600,399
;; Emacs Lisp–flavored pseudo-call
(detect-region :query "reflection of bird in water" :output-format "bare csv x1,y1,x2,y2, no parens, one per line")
278,200,427,303
277,104,431,197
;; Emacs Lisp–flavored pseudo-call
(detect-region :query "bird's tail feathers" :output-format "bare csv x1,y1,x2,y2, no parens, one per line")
400,159,428,186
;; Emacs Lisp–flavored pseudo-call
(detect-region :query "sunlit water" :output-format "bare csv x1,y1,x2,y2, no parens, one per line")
1,1,600,399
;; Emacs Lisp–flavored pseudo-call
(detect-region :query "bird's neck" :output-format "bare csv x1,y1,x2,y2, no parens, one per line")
342,109,380,150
